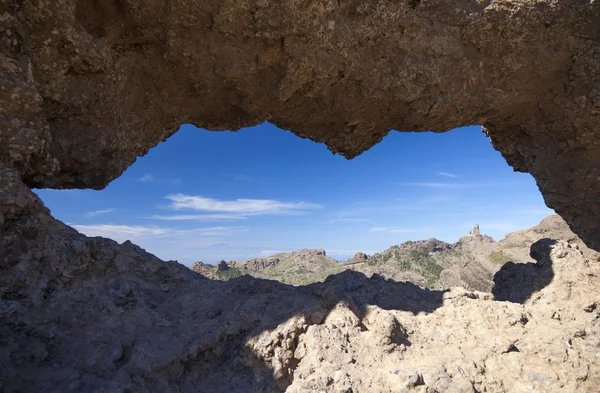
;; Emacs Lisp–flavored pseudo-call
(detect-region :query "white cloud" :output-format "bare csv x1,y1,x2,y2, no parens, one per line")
136,173,181,184
138,173,154,182
70,224,235,243
84,209,115,218
437,172,459,178
164,194,323,216
149,214,247,221
369,227,393,232
71,224,177,241
196,227,238,236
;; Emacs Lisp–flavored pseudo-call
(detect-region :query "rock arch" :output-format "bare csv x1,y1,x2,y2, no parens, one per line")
2,0,600,249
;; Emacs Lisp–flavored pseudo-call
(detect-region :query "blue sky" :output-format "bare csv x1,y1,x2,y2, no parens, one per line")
35,123,554,265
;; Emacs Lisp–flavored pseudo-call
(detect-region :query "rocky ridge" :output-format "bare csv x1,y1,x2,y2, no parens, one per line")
195,216,596,292
2,210,600,392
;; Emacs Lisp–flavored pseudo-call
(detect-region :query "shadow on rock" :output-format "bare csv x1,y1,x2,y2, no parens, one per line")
234,270,447,391
311,270,446,317
492,238,555,304
1,247,447,393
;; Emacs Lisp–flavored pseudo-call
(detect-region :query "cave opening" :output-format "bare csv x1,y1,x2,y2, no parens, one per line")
33,122,553,268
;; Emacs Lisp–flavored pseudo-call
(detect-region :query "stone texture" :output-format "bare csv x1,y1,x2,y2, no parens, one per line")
2,2,600,392
2,202,600,392
230,249,341,286
0,0,599,249
230,257,282,272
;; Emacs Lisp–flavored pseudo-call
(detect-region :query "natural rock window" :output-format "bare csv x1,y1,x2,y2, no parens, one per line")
34,123,553,266
2,1,600,392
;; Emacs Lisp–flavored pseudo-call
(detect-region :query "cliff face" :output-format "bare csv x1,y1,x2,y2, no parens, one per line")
1,0,600,249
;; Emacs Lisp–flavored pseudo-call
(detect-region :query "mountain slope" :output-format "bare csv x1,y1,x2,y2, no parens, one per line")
190,215,599,290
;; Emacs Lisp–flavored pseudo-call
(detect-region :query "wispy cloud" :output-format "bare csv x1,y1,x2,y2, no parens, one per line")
70,224,236,243
327,217,372,224
399,182,487,189
149,214,246,221
71,224,178,239
164,194,323,216
437,172,459,178
138,173,154,182
84,209,115,218
369,227,392,232
136,173,181,185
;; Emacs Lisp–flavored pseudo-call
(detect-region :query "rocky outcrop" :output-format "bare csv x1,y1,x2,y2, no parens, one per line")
230,250,328,273
1,0,600,249
437,215,594,292
2,208,599,392
1,157,599,392
229,257,282,272
228,249,340,286
216,260,230,272
190,261,218,279
294,249,327,258
345,252,369,265
411,238,454,254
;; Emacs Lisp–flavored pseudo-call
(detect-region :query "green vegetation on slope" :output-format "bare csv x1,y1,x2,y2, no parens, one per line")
408,250,444,287
489,250,512,264
216,268,244,280
250,256,345,286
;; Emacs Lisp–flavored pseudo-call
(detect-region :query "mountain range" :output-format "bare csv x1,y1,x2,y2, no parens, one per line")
190,215,599,290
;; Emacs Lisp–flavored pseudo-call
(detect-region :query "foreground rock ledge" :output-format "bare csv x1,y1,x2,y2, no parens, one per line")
1,191,600,392
1,0,600,249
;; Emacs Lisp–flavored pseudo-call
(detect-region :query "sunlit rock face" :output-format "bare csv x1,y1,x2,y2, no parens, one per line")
1,0,599,249
1,201,600,392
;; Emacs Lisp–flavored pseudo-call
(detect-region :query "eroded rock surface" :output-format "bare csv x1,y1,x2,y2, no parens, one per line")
2,2,600,392
2,188,600,392
1,0,600,248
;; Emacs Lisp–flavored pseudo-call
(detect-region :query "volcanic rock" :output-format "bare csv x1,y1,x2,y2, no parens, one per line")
1,0,600,248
